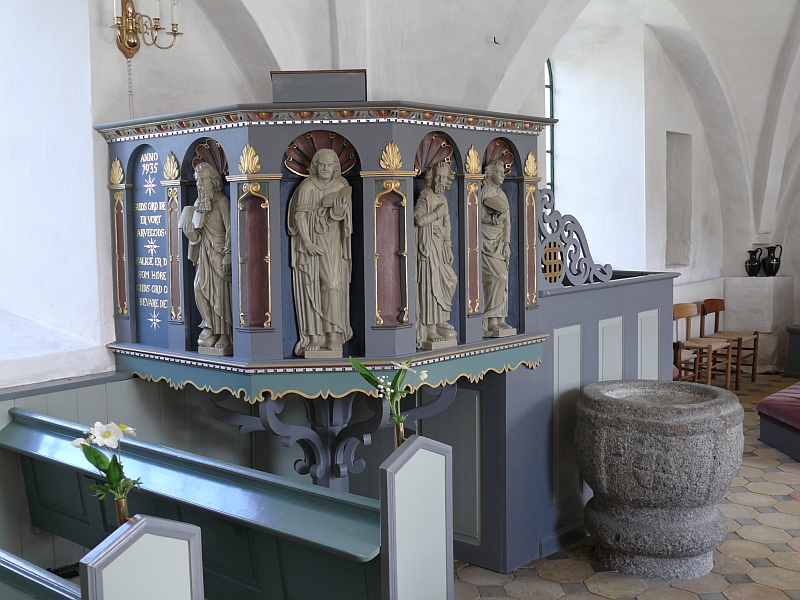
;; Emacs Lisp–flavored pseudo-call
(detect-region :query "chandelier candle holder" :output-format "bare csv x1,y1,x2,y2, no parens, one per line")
112,0,182,59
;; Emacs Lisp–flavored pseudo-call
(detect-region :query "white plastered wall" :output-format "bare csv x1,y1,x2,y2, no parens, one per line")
0,1,253,388
548,0,646,271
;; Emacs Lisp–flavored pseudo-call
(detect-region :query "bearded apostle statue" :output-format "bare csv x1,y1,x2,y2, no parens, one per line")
481,160,516,337
287,149,353,358
179,162,233,355
415,161,458,349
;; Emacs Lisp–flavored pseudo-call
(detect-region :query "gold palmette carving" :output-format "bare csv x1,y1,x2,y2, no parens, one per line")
465,145,481,175
237,181,271,328
113,191,127,314
374,180,409,325
524,151,538,178
163,152,179,180
110,158,124,185
380,141,403,171
238,144,261,175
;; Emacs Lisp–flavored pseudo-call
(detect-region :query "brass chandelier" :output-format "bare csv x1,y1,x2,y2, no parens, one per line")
112,0,182,58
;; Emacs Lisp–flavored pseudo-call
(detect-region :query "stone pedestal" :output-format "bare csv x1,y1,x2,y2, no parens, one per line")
576,380,743,580
723,276,794,372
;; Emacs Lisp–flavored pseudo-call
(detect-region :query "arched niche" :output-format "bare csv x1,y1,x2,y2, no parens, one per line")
180,138,230,351
128,144,169,348
482,138,522,333
279,130,363,359
413,131,463,345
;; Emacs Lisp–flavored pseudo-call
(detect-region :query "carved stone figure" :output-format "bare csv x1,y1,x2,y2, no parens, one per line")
415,161,458,349
179,162,233,355
288,149,353,357
481,160,516,337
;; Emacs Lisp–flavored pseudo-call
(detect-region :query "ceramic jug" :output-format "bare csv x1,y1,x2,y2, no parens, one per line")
745,248,762,276
762,245,783,276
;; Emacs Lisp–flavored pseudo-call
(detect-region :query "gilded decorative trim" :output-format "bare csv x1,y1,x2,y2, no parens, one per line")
360,170,419,178
380,141,403,171
374,180,409,325
113,191,127,315
238,144,261,175
226,174,282,182
524,151,538,177
110,158,124,185
465,145,481,175
97,106,548,143
108,184,132,191
237,182,271,328
160,179,187,186
525,183,538,306
163,152,180,180
167,187,182,320
466,181,481,314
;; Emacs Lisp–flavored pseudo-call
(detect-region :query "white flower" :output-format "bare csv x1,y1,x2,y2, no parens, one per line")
391,361,417,374
93,422,123,449
419,371,428,381
71,437,89,447
119,424,137,437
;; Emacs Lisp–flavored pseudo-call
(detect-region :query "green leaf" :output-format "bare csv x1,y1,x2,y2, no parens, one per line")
349,356,380,388
81,444,110,472
106,454,123,486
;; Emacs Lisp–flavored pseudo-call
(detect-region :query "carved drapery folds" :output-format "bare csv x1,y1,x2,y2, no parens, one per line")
538,188,612,287
374,179,408,326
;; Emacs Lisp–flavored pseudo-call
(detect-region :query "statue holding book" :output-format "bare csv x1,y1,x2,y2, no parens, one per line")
287,149,353,357
481,160,515,337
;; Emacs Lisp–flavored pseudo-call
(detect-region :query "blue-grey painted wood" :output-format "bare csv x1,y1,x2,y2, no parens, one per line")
0,408,380,563
0,549,80,599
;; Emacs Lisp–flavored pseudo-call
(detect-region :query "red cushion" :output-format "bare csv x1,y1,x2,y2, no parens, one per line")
756,382,800,430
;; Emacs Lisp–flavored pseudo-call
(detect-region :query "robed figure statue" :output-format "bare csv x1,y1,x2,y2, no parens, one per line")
481,160,515,337
287,149,353,357
415,161,458,349
179,162,233,355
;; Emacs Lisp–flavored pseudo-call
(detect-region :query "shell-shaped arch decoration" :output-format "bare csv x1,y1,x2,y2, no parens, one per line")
380,141,403,171
238,144,261,175
414,132,453,172
192,138,229,175
524,151,538,178
163,152,179,180
109,158,124,185
482,138,514,174
284,130,357,177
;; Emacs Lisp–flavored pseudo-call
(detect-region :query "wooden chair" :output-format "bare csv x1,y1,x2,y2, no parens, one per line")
700,298,759,391
673,303,733,389
673,340,699,382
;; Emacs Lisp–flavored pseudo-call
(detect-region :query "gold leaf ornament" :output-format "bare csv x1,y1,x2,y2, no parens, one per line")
524,151,538,177
163,152,179,180
109,158,124,185
380,141,403,171
465,145,481,174
238,144,261,175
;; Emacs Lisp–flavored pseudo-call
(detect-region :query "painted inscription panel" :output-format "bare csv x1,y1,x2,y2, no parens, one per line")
133,147,169,347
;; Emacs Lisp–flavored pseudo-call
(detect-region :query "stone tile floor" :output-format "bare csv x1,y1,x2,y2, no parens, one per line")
455,373,800,600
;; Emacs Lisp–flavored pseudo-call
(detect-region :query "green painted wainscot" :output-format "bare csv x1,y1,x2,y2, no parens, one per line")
0,409,380,600
0,549,80,600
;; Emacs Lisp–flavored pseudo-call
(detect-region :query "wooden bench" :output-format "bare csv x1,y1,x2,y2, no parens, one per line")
0,548,80,600
0,408,380,600
756,381,800,462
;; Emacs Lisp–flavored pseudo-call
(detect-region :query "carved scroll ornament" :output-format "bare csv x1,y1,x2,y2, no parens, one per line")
537,188,612,286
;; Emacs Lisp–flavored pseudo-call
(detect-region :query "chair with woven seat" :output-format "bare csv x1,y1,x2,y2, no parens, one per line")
673,303,733,389
673,340,700,382
700,298,759,391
